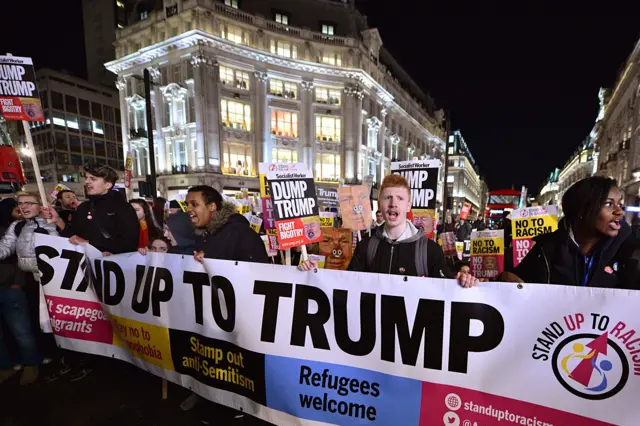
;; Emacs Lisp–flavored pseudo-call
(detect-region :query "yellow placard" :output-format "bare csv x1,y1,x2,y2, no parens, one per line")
471,237,504,256
512,215,558,240
259,174,270,198
319,216,334,227
111,315,174,371
178,200,188,212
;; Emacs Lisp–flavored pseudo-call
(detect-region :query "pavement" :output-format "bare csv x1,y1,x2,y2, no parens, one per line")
1,359,275,426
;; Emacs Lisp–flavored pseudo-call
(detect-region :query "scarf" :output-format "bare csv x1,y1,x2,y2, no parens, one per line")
138,219,149,249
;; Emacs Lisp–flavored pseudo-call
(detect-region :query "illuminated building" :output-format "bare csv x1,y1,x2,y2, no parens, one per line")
105,0,447,201
446,130,483,218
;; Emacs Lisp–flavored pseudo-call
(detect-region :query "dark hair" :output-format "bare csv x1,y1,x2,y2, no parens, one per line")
562,176,618,231
149,236,172,249
84,163,118,186
375,210,381,215
188,185,223,211
56,189,75,201
130,199,162,239
169,200,180,209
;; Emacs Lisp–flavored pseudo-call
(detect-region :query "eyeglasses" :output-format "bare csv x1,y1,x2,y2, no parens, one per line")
17,202,39,207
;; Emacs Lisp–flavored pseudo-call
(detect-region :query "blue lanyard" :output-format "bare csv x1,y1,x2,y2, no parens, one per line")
582,255,595,287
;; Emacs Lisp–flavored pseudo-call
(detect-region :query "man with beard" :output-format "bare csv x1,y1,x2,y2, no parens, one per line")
300,175,478,288
56,190,80,226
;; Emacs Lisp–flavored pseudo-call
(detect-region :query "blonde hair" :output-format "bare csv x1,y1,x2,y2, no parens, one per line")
16,191,42,205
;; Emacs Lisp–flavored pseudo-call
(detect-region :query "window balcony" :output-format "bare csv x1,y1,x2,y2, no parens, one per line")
129,128,148,139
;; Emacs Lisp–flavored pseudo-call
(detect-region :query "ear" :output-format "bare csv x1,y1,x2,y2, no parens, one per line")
208,203,217,213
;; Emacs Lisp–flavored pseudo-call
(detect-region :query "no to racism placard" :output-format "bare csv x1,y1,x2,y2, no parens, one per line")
266,163,321,250
470,229,505,280
512,206,559,267
338,185,372,231
35,234,640,426
319,212,335,228
0,55,44,121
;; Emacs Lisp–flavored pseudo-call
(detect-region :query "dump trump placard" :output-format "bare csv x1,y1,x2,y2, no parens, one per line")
390,159,441,210
266,163,322,250
0,56,44,122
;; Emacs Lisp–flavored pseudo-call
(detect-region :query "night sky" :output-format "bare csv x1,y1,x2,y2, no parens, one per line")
5,0,640,193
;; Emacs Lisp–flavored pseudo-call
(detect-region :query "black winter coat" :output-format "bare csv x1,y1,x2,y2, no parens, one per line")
60,190,140,254
514,219,640,289
196,202,268,264
348,223,454,278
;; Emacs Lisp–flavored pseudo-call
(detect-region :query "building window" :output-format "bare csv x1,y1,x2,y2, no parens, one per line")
320,52,342,67
172,139,188,169
220,99,251,131
459,158,465,168
270,40,297,59
463,177,468,186
275,13,289,25
368,159,377,183
272,148,298,163
269,79,297,99
140,11,149,20
223,142,252,176
218,66,250,89
315,116,341,142
315,87,341,105
448,147,454,155
222,24,249,45
316,153,340,182
225,0,238,9
271,110,298,137
447,175,455,183
321,24,335,35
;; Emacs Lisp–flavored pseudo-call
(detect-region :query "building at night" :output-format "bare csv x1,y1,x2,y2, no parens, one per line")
596,37,640,212
557,138,597,205
537,168,560,207
446,130,483,218
19,69,124,196
104,0,447,204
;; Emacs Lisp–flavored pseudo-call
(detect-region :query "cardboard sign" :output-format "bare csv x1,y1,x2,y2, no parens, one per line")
319,212,335,228
440,232,457,257
0,55,44,122
249,215,262,233
177,200,188,212
390,159,441,210
261,197,276,230
511,206,558,267
316,186,339,210
413,209,436,238
260,235,278,257
266,163,322,250
298,254,326,269
460,202,472,220
338,185,372,231
470,230,505,280
266,229,279,251
125,151,134,189
319,228,353,270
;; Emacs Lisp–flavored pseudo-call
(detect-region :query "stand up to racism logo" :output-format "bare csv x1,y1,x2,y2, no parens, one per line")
532,311,639,400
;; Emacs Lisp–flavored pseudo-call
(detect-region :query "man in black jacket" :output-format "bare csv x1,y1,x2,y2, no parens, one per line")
300,175,477,287
47,164,139,255
56,190,79,226
187,185,268,263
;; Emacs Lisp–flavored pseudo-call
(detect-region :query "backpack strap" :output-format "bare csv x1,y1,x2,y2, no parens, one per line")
414,236,430,277
14,220,26,238
366,235,380,272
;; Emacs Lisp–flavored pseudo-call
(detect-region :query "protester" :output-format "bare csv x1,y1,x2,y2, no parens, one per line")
500,177,640,288
444,214,455,233
46,163,140,255
56,190,79,226
375,210,384,225
165,212,197,255
0,193,60,385
299,175,477,287
138,236,171,255
130,199,162,250
501,210,514,272
186,185,268,264
168,200,181,216
456,217,472,242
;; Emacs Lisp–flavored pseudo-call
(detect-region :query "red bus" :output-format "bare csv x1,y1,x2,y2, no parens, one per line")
485,189,520,224
0,145,26,194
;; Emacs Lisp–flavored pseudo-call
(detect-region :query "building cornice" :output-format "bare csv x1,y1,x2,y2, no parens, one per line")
105,30,445,148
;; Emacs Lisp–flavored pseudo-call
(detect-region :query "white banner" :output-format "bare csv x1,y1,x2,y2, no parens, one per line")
35,234,640,426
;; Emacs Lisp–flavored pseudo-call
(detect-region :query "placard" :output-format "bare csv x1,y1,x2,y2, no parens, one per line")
470,229,505,280
266,163,322,250
512,206,559,267
0,55,44,122
338,185,372,231
319,227,353,270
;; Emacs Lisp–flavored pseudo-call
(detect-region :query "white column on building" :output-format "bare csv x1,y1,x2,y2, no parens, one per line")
378,107,387,179
343,84,364,181
147,67,166,174
300,80,314,166
116,76,130,158
254,71,269,164
191,54,214,170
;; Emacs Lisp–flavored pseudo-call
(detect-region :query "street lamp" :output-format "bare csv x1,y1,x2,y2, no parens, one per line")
21,147,31,157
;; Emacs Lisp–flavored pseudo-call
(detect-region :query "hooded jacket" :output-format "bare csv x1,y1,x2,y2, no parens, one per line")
348,221,454,278
166,212,197,255
0,216,58,273
514,218,640,289
195,201,268,263
61,190,139,254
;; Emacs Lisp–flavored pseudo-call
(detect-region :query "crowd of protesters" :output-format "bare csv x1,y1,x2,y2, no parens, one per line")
1,162,640,425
